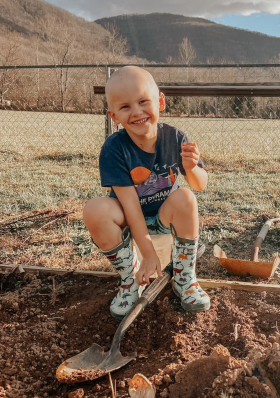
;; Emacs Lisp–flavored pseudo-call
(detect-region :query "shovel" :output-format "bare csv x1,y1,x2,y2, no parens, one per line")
214,218,280,278
56,243,206,384
56,262,173,384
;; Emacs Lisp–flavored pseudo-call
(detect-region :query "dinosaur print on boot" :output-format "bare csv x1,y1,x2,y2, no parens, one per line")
102,227,145,320
172,234,210,313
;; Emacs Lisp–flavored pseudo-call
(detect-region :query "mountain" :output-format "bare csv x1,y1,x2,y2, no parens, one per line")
95,13,280,64
0,0,138,65
1,2,279,66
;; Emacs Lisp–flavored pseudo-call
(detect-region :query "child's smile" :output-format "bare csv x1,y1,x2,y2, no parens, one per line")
131,117,149,125
106,68,165,148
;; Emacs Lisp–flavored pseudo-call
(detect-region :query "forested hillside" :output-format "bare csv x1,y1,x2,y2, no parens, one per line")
0,0,137,65
96,13,280,63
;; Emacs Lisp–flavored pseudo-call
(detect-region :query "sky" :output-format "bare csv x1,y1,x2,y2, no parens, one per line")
45,0,280,38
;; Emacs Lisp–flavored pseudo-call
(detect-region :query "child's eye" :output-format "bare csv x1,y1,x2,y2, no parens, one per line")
140,100,147,104
120,105,129,110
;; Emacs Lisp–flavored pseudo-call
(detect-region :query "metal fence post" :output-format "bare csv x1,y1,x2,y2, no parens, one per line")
105,66,113,140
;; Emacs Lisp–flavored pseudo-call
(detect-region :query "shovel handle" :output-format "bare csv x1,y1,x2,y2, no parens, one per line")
142,265,172,304
251,218,280,261
110,264,172,350
109,243,206,354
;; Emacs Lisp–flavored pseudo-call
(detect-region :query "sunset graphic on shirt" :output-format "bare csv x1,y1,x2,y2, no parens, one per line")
133,166,178,197
169,167,176,185
130,167,152,185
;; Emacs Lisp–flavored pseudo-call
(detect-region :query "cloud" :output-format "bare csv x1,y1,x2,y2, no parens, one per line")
46,0,280,20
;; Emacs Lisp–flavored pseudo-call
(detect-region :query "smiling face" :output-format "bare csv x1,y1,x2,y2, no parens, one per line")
106,66,165,145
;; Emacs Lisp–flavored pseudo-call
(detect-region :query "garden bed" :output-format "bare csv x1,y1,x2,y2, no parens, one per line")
1,269,279,397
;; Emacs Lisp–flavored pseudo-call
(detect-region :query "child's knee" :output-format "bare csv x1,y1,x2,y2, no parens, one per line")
161,188,197,222
172,187,197,206
83,197,124,226
83,197,106,224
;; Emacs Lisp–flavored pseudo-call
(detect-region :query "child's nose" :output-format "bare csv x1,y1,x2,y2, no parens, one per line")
131,104,142,116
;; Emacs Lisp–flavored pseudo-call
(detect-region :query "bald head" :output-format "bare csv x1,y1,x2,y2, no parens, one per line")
105,66,159,109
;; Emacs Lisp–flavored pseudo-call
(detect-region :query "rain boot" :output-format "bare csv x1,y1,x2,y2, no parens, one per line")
101,226,145,320
171,226,210,312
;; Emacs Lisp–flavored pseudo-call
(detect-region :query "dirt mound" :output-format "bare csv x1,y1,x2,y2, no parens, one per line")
168,346,230,397
0,271,280,397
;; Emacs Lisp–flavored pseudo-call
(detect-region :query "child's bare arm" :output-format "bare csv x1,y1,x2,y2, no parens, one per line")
113,186,162,285
181,142,208,191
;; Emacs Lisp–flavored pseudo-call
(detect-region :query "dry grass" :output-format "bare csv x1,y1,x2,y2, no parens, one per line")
0,115,279,277
0,207,113,272
1,112,279,159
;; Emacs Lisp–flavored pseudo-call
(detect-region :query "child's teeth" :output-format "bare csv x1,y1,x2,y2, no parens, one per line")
134,118,147,124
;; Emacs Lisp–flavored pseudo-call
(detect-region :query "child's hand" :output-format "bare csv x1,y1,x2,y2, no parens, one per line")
136,253,162,286
181,142,200,171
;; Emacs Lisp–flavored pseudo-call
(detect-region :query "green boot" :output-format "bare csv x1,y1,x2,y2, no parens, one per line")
171,228,210,313
102,227,145,320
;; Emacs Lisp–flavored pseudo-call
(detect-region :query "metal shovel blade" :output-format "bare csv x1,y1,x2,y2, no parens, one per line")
56,263,174,384
56,343,136,383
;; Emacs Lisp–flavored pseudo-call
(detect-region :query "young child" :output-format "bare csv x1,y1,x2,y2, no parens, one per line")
83,66,210,320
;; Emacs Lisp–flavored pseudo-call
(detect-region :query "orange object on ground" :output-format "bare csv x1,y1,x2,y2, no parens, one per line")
214,218,280,279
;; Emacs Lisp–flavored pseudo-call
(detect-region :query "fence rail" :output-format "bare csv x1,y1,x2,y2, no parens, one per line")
2,63,280,69
0,63,279,159
94,84,280,96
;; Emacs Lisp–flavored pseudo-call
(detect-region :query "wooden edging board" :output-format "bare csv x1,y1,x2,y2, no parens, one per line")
1,264,280,294
197,279,280,294
0,264,118,278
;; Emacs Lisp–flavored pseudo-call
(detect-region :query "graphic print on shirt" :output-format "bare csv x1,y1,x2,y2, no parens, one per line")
130,166,152,185
130,165,179,208
99,124,204,217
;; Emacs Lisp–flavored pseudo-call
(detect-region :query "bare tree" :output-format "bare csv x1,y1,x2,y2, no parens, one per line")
33,39,42,109
104,23,129,62
176,37,197,114
51,40,72,112
178,37,197,65
0,33,20,106
39,15,75,112
270,53,280,81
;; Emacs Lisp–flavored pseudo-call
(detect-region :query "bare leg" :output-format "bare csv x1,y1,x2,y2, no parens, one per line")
83,197,127,250
158,187,199,238
83,197,144,319
158,188,210,312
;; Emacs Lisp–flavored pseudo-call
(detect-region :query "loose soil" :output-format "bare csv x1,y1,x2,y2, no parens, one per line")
0,269,280,398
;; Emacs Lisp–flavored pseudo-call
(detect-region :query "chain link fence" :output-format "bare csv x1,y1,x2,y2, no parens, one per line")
0,64,279,160
0,63,279,208
0,63,279,270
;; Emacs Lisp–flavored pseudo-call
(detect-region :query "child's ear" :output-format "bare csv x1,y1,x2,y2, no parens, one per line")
159,92,166,112
108,110,119,124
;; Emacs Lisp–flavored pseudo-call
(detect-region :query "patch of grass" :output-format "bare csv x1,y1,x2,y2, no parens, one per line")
0,115,279,278
181,167,279,265
0,154,103,213
0,208,113,272
204,153,280,173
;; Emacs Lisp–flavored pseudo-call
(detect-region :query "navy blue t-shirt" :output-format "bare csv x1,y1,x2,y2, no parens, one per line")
99,123,204,217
